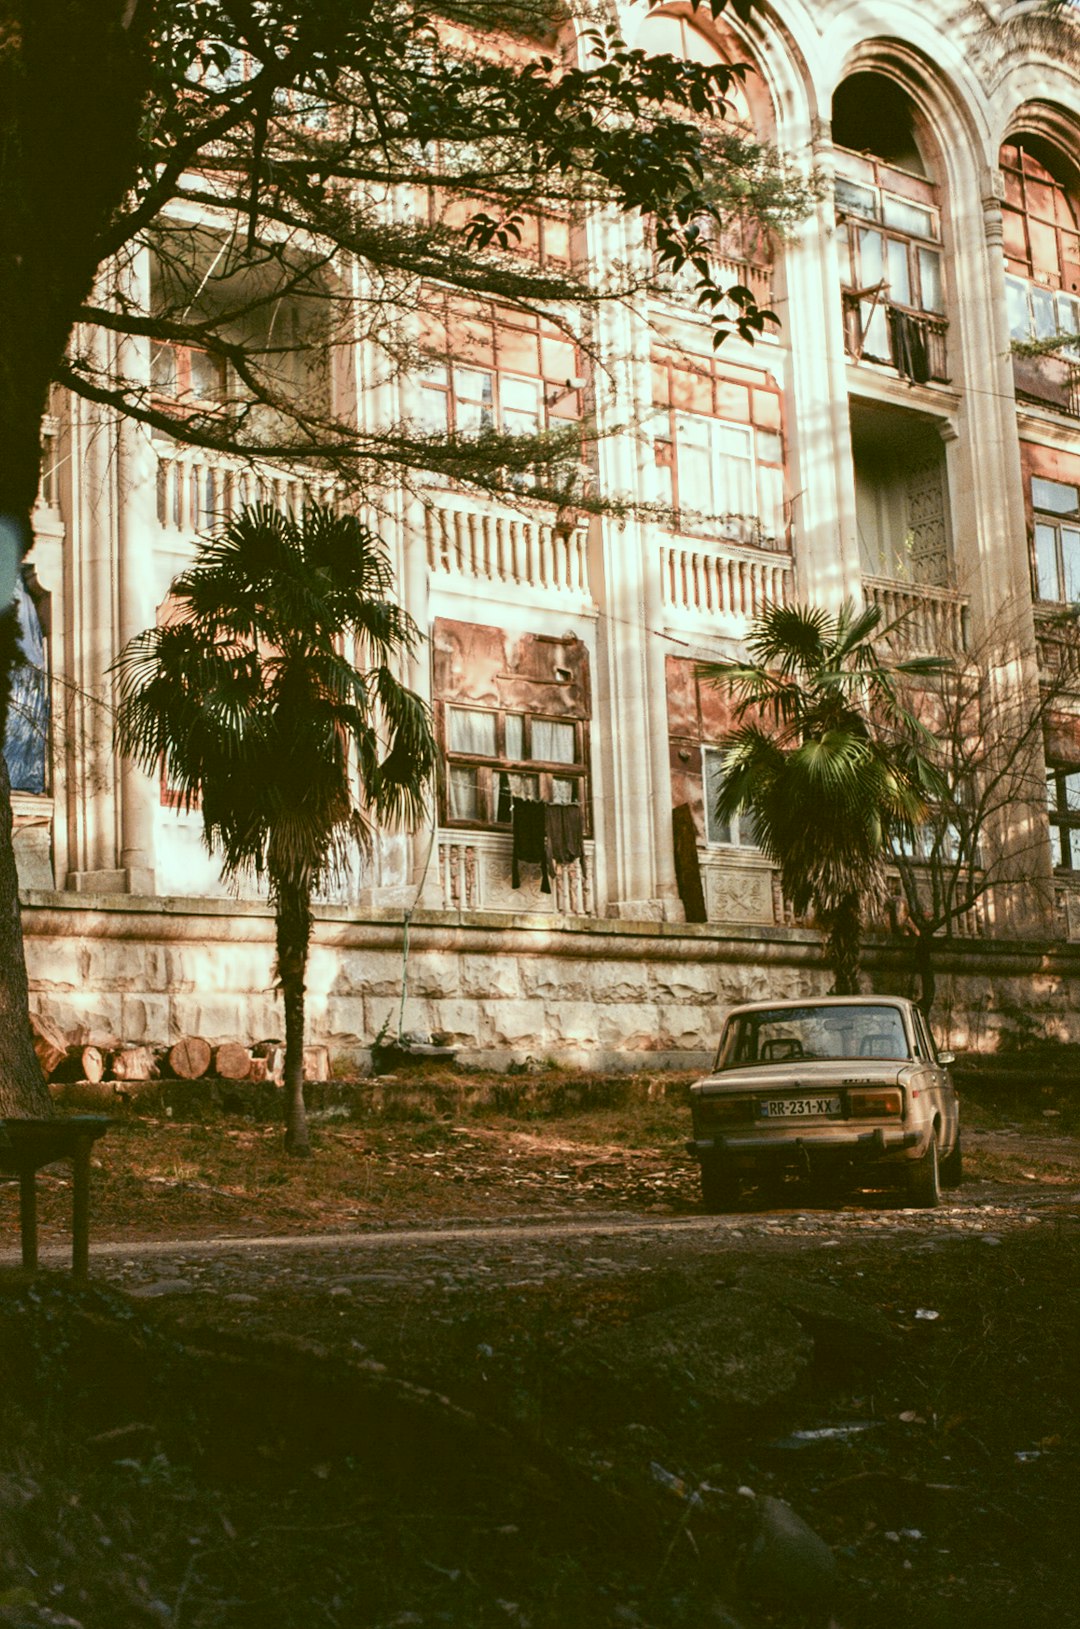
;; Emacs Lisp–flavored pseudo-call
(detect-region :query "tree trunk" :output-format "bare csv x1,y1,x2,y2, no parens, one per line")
0,753,52,1117
913,929,937,1019
275,880,313,1156
0,1,155,1118
0,3,155,505
823,892,863,996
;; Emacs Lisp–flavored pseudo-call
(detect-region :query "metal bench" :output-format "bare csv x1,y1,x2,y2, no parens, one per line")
0,1116,111,1279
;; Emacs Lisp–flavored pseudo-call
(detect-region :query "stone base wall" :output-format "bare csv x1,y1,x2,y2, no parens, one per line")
21,891,1080,1071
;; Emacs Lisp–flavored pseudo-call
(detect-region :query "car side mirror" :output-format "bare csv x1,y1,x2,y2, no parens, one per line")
937,1051,955,1066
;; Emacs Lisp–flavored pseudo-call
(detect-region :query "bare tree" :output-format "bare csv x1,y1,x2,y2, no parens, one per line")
886,607,1076,1015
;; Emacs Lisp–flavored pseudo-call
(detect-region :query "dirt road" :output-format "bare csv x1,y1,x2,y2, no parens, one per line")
2,1117,1078,1629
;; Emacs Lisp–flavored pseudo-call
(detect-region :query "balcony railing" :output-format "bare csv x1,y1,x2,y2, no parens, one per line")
652,222,774,314
438,829,595,916
864,576,969,655
1036,610,1080,685
425,496,592,608
842,292,949,384
1055,882,1080,942
661,535,793,627
155,445,335,537
1012,351,1080,418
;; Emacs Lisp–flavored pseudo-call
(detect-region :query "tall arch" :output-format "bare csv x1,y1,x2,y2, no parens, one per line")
633,4,776,135
999,106,1080,348
823,35,1034,653
998,106,1080,607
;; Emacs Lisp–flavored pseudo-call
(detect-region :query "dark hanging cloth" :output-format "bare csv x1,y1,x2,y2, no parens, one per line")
511,799,587,892
511,798,551,892
888,307,930,385
671,803,707,923
545,803,586,879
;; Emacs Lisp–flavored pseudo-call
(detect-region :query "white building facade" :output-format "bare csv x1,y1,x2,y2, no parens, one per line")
15,0,1080,1064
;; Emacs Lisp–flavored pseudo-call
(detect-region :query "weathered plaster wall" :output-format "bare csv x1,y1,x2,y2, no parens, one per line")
21,891,1080,1070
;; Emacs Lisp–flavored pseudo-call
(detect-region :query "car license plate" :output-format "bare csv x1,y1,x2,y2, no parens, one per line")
759,1095,841,1119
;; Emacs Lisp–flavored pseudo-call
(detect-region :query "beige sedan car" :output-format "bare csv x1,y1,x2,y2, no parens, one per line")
687,995,961,1210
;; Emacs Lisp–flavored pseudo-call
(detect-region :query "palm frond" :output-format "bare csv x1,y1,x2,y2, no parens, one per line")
113,502,436,903
703,597,949,985
745,602,830,674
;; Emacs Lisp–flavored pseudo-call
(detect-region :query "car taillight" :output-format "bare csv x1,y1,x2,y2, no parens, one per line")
696,1095,753,1126
847,1088,903,1118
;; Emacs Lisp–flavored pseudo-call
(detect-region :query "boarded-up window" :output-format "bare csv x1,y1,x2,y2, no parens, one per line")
434,620,591,830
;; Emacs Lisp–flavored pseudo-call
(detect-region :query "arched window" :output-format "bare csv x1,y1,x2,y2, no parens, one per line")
3,572,49,795
636,12,757,128
635,9,776,305
832,73,947,382
1001,137,1080,358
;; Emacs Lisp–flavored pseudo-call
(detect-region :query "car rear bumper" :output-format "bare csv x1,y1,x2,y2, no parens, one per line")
686,1127,922,1159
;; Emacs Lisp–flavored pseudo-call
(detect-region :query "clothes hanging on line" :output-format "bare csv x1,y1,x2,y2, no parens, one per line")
511,798,551,891
888,307,931,385
511,799,587,893
546,802,586,876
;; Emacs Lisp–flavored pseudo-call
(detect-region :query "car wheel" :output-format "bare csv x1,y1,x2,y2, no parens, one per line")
906,1135,941,1209
939,1131,962,1188
700,1158,742,1213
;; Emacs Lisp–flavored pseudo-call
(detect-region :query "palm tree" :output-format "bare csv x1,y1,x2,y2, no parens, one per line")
113,503,435,1153
702,601,946,994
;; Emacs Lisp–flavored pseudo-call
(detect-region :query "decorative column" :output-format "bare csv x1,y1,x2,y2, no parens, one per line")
400,491,441,909
589,212,682,920
784,123,863,608
352,232,439,910
65,255,159,894
63,322,123,891
115,250,159,894
949,186,1036,632
955,184,1054,936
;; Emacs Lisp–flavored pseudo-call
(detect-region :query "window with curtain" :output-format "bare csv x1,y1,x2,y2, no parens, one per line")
441,705,588,829
151,340,231,405
837,176,944,322
834,156,947,379
420,365,544,442
416,294,585,489
702,746,758,848
1000,138,1080,371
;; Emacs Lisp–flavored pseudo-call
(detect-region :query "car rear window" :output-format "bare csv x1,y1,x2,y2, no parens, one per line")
715,1005,912,1068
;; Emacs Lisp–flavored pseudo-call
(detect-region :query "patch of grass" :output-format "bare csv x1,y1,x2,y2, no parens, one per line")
5,1067,1079,1250
0,1096,704,1247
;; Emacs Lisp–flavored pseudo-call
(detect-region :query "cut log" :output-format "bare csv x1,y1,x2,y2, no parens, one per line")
110,1046,157,1082
214,1042,252,1081
31,1012,69,1079
50,1044,106,1085
69,1045,105,1084
79,1046,105,1085
247,1056,269,1084
168,1037,212,1080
